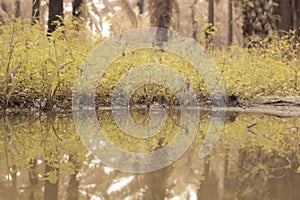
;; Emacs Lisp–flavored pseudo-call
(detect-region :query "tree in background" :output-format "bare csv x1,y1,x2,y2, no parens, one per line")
0,2,8,23
119,0,138,28
149,0,173,29
32,0,40,24
148,0,179,44
205,0,215,46
0,0,297,47
15,0,20,17
0,0,18,20
191,0,199,40
137,0,144,15
208,0,214,26
47,0,64,35
72,0,83,31
227,0,233,47
273,0,300,36
241,0,300,46
72,0,82,18
47,0,84,34
241,0,276,46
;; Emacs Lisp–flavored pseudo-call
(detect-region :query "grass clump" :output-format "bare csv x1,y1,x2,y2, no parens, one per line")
215,36,300,100
0,19,97,110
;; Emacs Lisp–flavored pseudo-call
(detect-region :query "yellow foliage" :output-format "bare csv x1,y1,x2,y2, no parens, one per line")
0,20,299,108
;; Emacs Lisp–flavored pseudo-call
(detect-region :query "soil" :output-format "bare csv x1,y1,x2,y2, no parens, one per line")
236,96,300,117
1,94,300,117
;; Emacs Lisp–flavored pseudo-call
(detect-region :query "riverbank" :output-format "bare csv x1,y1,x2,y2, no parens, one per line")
1,95,300,118
1,22,299,114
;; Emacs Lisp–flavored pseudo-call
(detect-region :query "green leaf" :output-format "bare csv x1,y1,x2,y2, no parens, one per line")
247,1,254,8
48,171,58,184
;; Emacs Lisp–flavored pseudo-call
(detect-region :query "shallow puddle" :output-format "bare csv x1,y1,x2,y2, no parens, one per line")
0,110,299,199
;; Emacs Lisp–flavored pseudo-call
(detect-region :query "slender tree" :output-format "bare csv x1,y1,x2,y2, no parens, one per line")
0,3,8,23
32,0,40,24
191,0,199,40
15,0,20,17
72,0,82,18
148,0,178,44
47,0,64,35
149,0,173,28
119,0,138,27
137,0,144,14
208,0,214,26
227,0,233,47
273,0,300,36
291,0,297,31
72,0,82,31
205,0,215,46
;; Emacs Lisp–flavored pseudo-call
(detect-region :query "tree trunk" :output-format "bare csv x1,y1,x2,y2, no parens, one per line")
191,0,199,40
205,0,215,47
44,163,59,200
0,3,8,23
72,0,82,30
118,0,138,27
29,159,38,185
291,0,297,31
208,0,214,25
72,0,82,18
15,0,20,17
32,0,40,24
274,0,292,34
47,0,64,35
273,0,300,36
137,0,144,14
242,0,276,46
227,0,233,47
149,0,173,28
149,0,175,45
67,154,81,200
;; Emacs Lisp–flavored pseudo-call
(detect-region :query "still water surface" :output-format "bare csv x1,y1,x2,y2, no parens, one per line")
0,110,299,199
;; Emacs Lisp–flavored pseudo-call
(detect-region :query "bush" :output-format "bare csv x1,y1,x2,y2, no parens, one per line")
0,20,299,109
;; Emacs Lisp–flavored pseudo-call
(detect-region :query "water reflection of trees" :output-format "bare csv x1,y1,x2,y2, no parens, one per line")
222,115,300,200
221,147,300,200
0,113,85,199
0,112,299,199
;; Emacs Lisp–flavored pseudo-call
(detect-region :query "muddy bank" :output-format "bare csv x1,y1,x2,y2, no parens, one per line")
1,94,300,117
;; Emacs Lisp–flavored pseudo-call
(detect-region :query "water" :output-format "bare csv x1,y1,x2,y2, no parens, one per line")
0,110,299,199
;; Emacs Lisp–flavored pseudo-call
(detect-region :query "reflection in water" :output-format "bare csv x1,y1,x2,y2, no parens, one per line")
44,161,59,200
0,111,299,199
197,155,220,200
